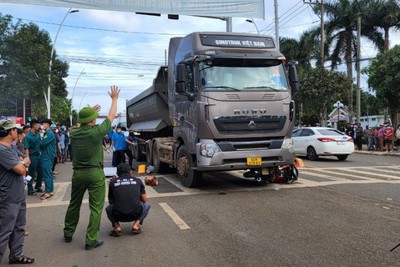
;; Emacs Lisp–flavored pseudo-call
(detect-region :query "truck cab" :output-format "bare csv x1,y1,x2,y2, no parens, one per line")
127,32,299,187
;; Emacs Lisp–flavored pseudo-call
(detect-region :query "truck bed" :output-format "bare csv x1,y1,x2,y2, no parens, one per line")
126,66,172,132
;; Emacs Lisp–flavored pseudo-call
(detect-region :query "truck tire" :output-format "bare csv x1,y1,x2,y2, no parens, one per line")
136,144,146,162
176,145,202,188
146,143,152,166
152,141,169,173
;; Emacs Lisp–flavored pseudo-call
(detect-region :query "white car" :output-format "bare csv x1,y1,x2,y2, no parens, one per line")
292,127,354,161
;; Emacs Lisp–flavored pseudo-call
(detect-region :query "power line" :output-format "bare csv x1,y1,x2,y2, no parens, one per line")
258,0,303,33
264,5,310,36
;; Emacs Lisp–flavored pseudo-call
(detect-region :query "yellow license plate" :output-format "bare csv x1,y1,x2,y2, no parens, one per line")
247,157,262,166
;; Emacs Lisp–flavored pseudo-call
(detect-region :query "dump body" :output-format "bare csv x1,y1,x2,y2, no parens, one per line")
127,32,298,187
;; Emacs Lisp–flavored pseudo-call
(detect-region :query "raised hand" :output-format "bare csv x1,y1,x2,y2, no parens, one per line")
92,104,101,112
109,85,120,100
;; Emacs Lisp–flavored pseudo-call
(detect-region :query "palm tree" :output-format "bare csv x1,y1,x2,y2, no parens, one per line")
280,31,316,69
366,0,400,51
307,0,384,119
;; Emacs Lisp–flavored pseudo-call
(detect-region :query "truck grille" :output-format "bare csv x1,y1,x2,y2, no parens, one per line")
213,115,286,133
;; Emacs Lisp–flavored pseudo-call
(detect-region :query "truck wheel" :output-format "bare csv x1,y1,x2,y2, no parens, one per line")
136,144,146,162
176,145,202,188
146,143,152,166
152,141,169,173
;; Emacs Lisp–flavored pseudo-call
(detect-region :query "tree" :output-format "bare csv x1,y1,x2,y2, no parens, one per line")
363,45,400,127
366,0,400,51
296,67,352,124
280,31,316,69
0,14,70,122
307,0,384,120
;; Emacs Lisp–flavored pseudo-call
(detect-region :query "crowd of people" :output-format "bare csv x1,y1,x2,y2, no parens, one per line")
339,122,399,153
0,86,151,265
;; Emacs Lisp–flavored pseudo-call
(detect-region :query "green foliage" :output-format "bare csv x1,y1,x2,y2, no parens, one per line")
280,34,315,69
363,45,400,126
296,67,352,122
0,13,70,122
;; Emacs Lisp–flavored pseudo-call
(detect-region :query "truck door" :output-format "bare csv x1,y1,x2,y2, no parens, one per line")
174,64,198,153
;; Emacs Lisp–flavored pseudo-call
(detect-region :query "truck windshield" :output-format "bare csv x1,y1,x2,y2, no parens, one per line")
199,60,289,92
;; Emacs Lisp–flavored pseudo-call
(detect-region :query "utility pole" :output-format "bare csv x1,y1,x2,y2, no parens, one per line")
303,0,324,67
274,0,279,50
356,13,361,124
320,0,324,67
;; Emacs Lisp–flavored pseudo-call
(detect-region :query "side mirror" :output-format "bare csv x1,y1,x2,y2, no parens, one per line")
287,62,299,93
175,63,186,93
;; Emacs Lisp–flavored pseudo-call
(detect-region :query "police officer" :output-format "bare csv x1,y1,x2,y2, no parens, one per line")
63,85,120,250
24,119,43,196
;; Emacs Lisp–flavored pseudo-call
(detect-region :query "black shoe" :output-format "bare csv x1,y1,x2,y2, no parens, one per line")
85,240,103,250
64,236,72,243
28,191,37,196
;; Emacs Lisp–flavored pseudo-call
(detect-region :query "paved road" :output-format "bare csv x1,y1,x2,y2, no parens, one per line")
2,153,400,266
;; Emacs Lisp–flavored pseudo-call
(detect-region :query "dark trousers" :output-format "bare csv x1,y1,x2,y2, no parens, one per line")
115,149,134,168
115,150,126,167
27,155,43,193
106,202,150,226
52,156,57,172
0,201,26,263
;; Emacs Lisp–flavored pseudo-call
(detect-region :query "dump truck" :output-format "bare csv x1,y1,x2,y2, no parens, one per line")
126,32,299,187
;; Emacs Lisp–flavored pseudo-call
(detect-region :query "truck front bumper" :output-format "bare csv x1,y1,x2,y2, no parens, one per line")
195,139,295,171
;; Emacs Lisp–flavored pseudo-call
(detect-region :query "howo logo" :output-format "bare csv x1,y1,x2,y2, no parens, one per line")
234,109,267,115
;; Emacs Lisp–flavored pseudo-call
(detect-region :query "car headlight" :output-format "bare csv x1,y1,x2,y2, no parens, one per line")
282,138,294,153
199,143,221,158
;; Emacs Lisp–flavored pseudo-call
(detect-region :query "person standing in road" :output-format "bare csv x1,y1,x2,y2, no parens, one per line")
106,163,150,237
39,119,57,200
24,119,43,196
378,124,385,151
363,125,374,151
383,123,394,152
111,125,129,167
395,124,400,148
57,130,65,163
0,120,34,264
63,85,119,250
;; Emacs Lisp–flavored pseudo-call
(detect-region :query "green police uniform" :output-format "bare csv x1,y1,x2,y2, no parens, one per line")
39,129,56,193
24,131,43,193
64,117,111,245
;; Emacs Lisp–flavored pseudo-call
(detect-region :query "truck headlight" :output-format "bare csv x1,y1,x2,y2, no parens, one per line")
199,143,221,158
282,138,294,153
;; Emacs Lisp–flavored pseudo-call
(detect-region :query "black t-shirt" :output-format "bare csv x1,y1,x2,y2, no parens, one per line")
108,174,145,215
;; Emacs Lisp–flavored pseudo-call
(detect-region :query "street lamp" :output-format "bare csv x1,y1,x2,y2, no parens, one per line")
334,101,344,130
46,8,79,119
70,68,85,126
245,18,260,34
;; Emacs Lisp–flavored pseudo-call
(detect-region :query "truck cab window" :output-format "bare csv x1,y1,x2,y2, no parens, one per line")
199,59,289,92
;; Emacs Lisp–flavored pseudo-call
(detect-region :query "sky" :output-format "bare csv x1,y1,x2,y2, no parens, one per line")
0,0,399,116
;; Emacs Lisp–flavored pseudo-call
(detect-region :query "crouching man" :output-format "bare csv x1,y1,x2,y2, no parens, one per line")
106,163,150,236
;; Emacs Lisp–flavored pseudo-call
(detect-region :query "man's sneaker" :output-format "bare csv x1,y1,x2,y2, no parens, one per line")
85,240,104,250
64,236,72,243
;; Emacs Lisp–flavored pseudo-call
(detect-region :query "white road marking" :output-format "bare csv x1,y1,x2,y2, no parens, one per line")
159,202,190,230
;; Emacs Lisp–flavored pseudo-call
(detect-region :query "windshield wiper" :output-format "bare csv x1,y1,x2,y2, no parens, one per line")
203,86,240,91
